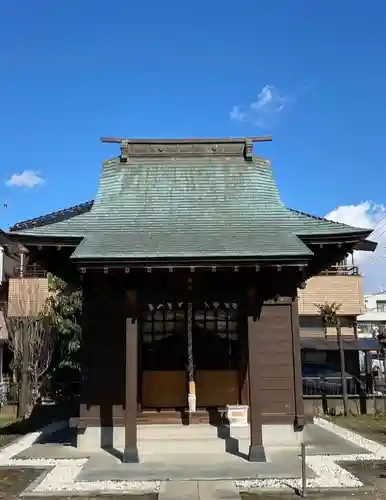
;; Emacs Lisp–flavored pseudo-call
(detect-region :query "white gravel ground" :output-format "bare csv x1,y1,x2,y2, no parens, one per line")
1,417,386,495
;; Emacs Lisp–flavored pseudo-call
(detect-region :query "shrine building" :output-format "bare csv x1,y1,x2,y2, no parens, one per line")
6,137,376,462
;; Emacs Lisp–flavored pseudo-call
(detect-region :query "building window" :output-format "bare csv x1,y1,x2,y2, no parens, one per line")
303,350,327,365
193,307,240,370
299,317,325,335
140,307,187,371
377,301,386,312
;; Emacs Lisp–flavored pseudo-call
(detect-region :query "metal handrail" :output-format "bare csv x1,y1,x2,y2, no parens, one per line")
302,376,364,397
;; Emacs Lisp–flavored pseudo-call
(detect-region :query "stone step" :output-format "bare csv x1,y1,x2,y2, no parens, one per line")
158,480,241,500
159,481,199,500
136,424,251,440
137,437,249,455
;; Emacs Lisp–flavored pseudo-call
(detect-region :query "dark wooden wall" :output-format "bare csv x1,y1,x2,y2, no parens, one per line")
79,272,126,424
258,302,296,423
243,300,303,425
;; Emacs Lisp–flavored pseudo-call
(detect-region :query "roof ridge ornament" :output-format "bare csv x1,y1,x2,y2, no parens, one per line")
120,140,129,163
244,139,253,160
101,136,272,161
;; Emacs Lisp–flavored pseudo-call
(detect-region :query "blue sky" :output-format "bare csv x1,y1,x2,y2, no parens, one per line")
1,0,386,290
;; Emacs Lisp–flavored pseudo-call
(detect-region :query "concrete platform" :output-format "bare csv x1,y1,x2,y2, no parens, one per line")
13,422,369,483
77,423,305,453
76,450,315,481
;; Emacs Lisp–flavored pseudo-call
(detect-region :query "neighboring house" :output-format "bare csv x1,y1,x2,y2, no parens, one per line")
357,292,386,338
0,231,49,383
299,260,379,376
357,292,386,374
0,231,49,318
0,301,7,386
0,233,19,384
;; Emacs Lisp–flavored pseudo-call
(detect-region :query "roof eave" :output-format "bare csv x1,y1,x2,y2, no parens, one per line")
354,239,378,252
9,200,94,232
3,232,82,248
299,229,373,244
71,254,314,267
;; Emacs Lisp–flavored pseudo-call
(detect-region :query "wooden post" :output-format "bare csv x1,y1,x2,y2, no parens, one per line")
247,316,266,462
19,251,25,278
0,342,3,385
301,441,307,497
123,318,139,463
291,298,305,428
187,302,196,413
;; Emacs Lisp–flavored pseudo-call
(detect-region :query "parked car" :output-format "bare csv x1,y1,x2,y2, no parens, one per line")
302,363,365,395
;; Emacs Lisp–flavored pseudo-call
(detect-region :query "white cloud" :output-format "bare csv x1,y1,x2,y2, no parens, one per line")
326,202,386,292
230,85,292,128
6,170,45,188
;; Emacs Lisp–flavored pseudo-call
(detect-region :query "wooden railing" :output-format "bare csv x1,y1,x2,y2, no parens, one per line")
13,264,48,278
319,265,359,276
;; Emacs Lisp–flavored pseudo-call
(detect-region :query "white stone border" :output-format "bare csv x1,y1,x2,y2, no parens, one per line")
237,417,386,491
0,421,160,495
0,417,385,495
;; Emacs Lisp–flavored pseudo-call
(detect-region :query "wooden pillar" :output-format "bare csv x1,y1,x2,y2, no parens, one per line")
247,316,266,462
123,318,139,463
290,298,305,428
78,272,91,429
187,302,196,412
0,341,3,384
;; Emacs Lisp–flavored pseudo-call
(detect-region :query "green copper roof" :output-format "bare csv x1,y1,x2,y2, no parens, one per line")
9,154,371,261
72,229,311,260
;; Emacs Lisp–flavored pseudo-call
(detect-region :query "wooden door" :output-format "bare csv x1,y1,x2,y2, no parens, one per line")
139,305,188,409
142,371,187,408
193,303,241,408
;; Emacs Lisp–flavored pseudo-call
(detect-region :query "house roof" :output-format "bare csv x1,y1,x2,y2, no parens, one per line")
7,139,374,261
0,231,21,281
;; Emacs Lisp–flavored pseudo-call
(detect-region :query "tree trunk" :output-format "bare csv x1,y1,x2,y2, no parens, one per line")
337,317,349,416
18,326,30,419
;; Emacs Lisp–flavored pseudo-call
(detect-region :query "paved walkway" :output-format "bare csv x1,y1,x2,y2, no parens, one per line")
159,480,240,500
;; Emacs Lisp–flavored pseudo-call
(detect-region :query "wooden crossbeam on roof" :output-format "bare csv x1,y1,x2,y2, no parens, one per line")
100,136,272,144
